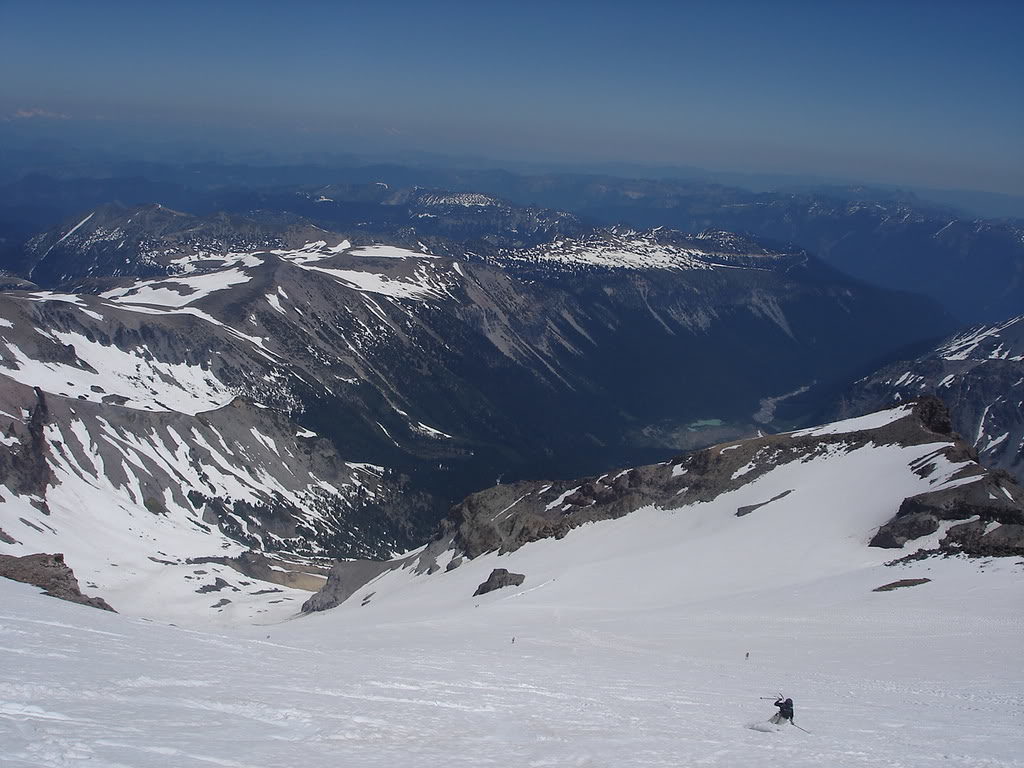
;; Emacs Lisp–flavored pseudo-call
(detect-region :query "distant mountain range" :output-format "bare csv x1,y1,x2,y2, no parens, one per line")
1,166,1020,325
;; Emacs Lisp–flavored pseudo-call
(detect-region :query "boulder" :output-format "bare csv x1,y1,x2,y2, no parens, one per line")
0,553,114,611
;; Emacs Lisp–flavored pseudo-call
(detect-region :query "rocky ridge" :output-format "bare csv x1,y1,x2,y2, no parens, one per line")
303,398,1024,612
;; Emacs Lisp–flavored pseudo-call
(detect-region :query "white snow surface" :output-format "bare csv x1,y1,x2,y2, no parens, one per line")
502,230,788,273
511,233,718,271
788,404,913,437
352,244,438,259
101,268,255,308
40,212,95,260
1,550,1020,767
298,262,455,301
271,241,454,300
0,408,342,622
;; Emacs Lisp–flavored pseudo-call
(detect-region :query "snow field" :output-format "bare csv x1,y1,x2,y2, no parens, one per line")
512,233,718,272
788,405,913,437
0,467,309,626
1,552,1020,768
101,267,257,308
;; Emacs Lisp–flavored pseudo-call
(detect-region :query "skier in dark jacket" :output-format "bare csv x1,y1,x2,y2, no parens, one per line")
771,696,794,724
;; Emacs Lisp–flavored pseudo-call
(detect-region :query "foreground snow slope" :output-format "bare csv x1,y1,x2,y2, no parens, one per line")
2,552,1021,768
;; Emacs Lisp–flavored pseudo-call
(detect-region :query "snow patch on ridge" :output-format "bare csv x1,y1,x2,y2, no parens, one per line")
789,405,913,437
938,316,1024,361
101,268,255,308
0,331,234,414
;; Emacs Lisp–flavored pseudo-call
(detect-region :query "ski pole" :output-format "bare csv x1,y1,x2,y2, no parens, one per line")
792,723,811,734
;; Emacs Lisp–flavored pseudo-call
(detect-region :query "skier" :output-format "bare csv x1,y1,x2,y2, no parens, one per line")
770,696,794,725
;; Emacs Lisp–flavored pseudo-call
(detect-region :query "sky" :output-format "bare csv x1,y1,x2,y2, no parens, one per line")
1,0,1022,194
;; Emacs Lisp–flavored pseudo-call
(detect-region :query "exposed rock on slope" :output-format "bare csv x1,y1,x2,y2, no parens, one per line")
0,552,114,611
302,559,398,613
0,371,421,619
870,468,1024,555
472,568,525,596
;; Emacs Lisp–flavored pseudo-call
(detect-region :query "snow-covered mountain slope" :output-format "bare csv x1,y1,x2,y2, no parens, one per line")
845,315,1024,482
514,178,1024,324
2,509,1021,766
304,399,1023,613
0,376,415,623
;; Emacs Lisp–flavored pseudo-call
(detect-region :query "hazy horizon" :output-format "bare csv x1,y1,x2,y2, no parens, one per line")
2,0,1022,196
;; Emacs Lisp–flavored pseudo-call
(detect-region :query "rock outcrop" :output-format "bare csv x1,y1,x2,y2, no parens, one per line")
873,578,930,592
870,467,1024,556
301,559,397,613
0,553,114,611
473,568,525,597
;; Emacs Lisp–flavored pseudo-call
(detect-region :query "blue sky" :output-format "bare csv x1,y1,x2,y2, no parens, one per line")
2,0,1021,193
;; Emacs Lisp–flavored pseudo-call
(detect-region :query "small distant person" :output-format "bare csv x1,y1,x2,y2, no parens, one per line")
745,651,749,660
770,696,794,725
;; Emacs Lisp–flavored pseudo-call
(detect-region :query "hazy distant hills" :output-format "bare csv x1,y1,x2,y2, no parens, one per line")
567,186,1024,326
1,166,1020,324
